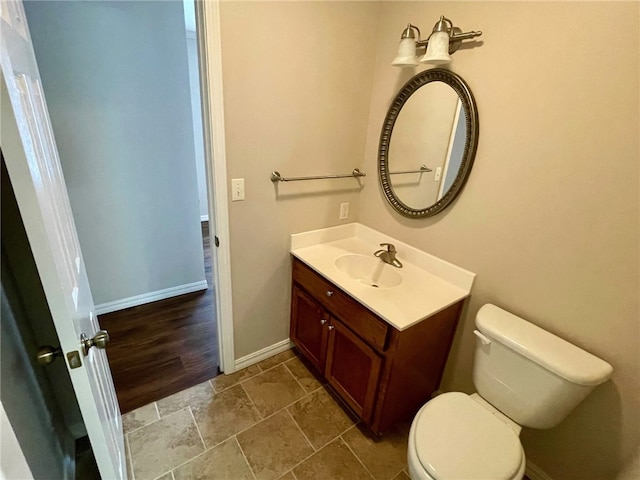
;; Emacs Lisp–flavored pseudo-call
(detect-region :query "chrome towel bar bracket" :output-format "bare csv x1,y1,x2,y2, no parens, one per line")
270,168,366,183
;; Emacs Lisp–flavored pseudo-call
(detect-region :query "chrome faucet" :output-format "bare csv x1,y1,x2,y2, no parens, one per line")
374,243,403,268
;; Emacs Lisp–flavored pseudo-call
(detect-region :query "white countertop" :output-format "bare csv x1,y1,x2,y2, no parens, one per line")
291,223,476,331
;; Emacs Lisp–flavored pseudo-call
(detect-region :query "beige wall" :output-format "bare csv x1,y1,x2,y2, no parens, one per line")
358,2,639,479
219,1,639,478
388,82,459,207
219,2,380,358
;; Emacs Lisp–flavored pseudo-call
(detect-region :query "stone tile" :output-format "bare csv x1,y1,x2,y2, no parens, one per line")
211,364,261,393
257,349,297,371
242,364,306,417
236,410,314,480
173,437,253,480
288,388,355,449
293,438,373,480
156,381,214,417
191,384,262,448
341,422,410,480
122,403,159,433
392,471,410,480
284,357,323,393
128,408,204,480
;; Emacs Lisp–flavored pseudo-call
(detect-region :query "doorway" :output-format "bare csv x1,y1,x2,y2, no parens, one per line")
22,0,226,413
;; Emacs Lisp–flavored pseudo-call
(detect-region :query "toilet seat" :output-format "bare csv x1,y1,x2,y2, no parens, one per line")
411,392,524,480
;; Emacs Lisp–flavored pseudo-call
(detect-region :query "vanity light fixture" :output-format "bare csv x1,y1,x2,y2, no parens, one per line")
392,16,482,67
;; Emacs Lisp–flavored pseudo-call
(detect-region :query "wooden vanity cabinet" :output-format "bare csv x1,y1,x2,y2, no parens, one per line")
290,257,464,435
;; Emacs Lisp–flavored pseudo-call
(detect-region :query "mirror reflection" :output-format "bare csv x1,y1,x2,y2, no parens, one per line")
378,68,478,218
388,82,465,209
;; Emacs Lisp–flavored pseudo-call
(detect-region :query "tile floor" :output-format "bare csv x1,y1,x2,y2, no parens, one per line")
122,349,411,480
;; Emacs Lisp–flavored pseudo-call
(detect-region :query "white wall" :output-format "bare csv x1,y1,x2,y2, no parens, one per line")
24,0,206,307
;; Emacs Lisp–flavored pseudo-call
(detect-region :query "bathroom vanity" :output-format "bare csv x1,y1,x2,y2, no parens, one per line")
289,223,475,434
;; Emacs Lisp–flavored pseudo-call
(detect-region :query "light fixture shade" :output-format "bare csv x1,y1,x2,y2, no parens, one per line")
392,37,418,67
419,30,451,65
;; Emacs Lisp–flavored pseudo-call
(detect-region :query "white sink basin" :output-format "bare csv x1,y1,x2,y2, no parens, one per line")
291,223,476,330
335,254,402,289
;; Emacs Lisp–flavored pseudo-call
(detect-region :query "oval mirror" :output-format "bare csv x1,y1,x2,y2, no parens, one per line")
379,69,478,218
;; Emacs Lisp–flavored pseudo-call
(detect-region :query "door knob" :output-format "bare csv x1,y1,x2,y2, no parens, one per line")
81,330,110,356
36,345,62,365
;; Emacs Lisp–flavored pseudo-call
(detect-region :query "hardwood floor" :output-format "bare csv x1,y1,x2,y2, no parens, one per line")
99,222,218,413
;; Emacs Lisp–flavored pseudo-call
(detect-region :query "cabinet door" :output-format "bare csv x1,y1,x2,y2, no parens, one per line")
290,285,329,372
325,319,382,423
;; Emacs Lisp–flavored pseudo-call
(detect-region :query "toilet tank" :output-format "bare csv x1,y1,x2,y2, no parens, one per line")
473,304,613,429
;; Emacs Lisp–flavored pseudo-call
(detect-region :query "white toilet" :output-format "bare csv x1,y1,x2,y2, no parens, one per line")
407,304,613,480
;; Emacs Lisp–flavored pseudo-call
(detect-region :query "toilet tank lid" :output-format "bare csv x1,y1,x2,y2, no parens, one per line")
476,304,613,386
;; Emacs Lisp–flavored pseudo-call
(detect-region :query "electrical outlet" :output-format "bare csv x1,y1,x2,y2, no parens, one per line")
231,178,245,201
339,202,349,220
434,167,442,182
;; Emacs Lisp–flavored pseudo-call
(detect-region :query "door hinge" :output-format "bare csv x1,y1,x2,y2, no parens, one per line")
214,236,220,247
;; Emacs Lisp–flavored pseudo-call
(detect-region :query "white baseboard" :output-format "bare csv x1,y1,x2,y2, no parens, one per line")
200,215,209,222
95,280,208,315
526,460,554,480
233,339,295,372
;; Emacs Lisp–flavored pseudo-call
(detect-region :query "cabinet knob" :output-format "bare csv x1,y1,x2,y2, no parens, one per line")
326,291,334,297
328,325,335,331
320,319,327,325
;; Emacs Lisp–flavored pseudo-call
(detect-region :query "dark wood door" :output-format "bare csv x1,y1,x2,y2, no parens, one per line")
325,318,382,423
290,285,329,372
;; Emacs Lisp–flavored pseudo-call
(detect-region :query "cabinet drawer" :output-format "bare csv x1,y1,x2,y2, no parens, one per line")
292,258,388,351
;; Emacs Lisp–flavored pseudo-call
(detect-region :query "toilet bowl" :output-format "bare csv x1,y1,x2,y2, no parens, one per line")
407,304,613,480
407,392,526,480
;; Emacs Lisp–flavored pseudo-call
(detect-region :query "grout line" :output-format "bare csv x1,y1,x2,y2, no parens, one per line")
230,371,331,441
125,432,135,480
255,352,294,373
230,391,326,477
284,360,309,394
339,435,377,480
212,351,297,395
282,362,308,396
154,401,160,419
240,384,314,430
234,436,258,480
239,383,264,420
389,462,408,480
188,406,207,451
211,366,262,394
168,447,208,473
166,435,231,475
275,435,344,477
155,408,214,476
285,409,316,452
152,472,173,480
122,402,163,436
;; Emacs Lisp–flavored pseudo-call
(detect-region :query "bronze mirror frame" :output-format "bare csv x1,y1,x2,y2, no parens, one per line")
378,68,479,218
